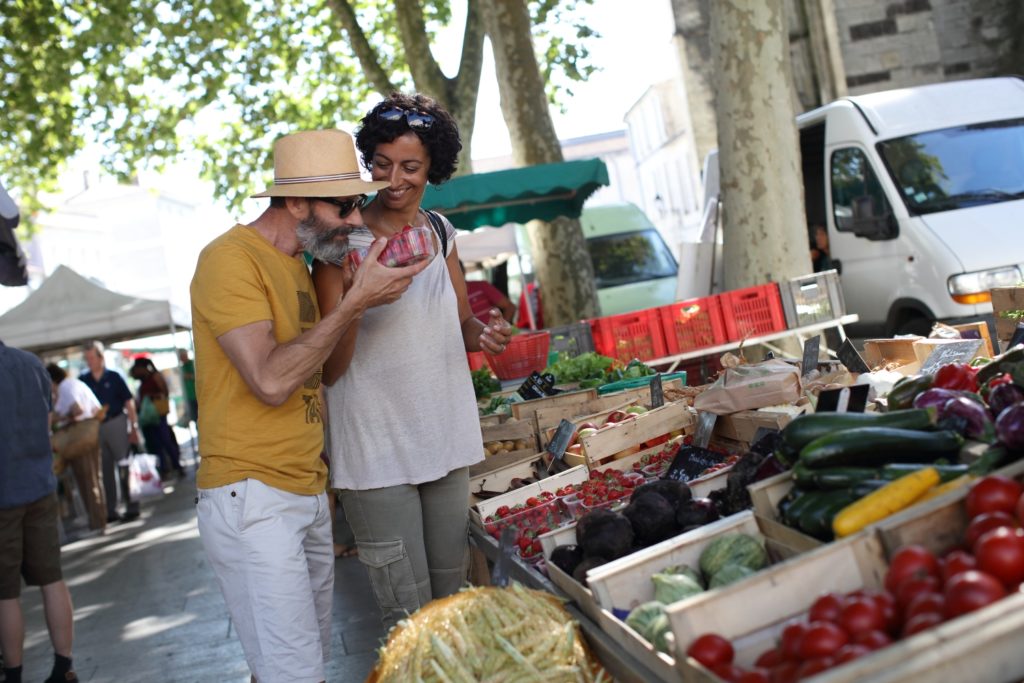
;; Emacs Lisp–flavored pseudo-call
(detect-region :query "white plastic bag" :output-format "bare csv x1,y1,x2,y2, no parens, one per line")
128,453,164,500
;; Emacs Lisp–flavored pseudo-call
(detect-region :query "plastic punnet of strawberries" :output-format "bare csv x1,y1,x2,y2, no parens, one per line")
683,474,1024,682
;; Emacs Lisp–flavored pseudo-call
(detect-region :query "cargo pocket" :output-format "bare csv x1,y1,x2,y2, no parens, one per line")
358,539,421,621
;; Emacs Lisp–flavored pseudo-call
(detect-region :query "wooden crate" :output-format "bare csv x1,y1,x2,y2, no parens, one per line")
470,465,589,527
468,457,541,506
991,285,1024,343
952,321,995,357
746,470,795,523
580,402,695,468
468,449,541,479
669,532,889,681
677,460,1024,682
536,396,640,447
509,387,599,421
582,511,813,683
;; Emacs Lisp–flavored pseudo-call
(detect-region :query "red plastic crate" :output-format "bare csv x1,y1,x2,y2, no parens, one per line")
720,283,787,341
484,331,550,380
466,351,489,372
590,308,668,364
658,296,728,355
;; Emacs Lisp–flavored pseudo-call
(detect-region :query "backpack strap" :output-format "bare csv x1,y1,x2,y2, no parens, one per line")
423,209,449,258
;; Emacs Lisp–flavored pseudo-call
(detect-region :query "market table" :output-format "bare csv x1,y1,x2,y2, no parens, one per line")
469,524,663,683
648,314,860,373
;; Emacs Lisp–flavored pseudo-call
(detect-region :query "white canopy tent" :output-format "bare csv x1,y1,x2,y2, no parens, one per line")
0,265,190,353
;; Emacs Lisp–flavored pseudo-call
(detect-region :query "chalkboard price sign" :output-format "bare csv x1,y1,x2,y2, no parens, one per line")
546,419,577,461
920,339,983,375
650,374,664,408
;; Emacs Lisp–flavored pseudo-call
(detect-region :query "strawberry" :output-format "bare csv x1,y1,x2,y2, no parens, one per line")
495,505,511,518
526,496,541,508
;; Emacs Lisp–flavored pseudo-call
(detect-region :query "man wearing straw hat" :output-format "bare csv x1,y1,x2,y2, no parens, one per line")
190,129,428,683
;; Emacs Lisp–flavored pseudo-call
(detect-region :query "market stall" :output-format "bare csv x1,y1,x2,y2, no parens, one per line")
448,303,1024,683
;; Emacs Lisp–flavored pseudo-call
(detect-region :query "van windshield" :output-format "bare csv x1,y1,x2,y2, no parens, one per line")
877,117,1024,214
587,229,677,288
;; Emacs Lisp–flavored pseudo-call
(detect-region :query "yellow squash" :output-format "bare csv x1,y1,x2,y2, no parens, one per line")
832,467,941,538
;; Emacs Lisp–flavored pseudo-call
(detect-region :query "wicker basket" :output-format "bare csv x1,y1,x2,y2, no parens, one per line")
485,331,551,380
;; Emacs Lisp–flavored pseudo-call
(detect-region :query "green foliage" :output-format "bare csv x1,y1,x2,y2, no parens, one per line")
0,0,597,216
530,0,599,109
471,366,501,399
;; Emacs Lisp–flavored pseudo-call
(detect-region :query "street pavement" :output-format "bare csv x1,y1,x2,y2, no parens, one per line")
12,450,387,683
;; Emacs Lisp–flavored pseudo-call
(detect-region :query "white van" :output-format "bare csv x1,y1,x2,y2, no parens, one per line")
704,77,1024,337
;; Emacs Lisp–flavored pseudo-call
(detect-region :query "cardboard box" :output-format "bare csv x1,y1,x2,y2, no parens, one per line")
711,409,800,445
991,286,1024,343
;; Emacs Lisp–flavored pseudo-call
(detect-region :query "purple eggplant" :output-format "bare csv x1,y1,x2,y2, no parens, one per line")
938,396,996,443
913,388,964,411
988,383,1024,418
996,404,1024,450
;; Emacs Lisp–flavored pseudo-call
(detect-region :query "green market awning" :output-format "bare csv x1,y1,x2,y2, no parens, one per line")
421,158,610,231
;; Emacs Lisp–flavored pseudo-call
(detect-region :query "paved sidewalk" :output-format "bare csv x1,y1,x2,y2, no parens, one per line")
14,461,386,682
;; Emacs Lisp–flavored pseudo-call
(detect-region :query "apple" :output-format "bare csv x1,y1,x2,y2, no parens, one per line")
577,427,599,441
605,410,629,424
577,421,600,431
624,405,648,415
566,444,583,456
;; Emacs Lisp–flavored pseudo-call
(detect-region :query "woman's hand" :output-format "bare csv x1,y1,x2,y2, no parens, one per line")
479,308,513,354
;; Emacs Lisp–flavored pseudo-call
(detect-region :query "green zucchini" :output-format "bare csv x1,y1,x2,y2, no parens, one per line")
792,463,880,490
799,428,964,469
879,463,970,482
886,375,934,411
967,446,1010,476
782,490,830,527
781,409,935,452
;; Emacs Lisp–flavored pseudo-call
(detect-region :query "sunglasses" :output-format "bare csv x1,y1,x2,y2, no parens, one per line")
378,107,435,130
314,194,368,218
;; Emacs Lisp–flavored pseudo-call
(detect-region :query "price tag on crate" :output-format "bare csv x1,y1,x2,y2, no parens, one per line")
649,373,664,408
816,384,869,413
802,335,821,378
920,338,983,375
837,338,871,374
546,419,576,462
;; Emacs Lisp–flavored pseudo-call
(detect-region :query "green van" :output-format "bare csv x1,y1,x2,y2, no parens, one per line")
580,203,678,316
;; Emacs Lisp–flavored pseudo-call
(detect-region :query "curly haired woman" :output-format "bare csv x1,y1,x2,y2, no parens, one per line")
312,92,513,630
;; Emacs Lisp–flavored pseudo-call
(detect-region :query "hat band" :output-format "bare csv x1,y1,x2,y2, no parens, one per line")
274,171,362,185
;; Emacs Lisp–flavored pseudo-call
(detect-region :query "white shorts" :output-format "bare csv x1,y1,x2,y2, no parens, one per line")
197,479,334,683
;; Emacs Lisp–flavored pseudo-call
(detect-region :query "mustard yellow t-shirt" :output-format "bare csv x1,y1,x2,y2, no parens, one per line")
190,224,326,495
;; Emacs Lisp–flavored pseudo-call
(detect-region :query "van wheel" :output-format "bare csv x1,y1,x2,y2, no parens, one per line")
893,313,933,337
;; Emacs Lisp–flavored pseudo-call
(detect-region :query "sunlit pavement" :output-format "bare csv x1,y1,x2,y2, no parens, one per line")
15,446,386,682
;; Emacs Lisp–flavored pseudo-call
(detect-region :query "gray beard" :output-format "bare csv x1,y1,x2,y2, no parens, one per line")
296,216,354,265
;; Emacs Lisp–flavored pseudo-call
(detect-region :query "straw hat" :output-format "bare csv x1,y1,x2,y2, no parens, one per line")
251,130,390,198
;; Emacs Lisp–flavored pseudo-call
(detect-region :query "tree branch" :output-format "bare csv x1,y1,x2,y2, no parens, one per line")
454,0,486,108
394,0,448,99
326,0,396,95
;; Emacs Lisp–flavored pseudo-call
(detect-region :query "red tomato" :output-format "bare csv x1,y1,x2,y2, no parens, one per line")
779,623,806,661
687,633,735,669
974,526,1024,588
1017,491,1024,526
769,661,800,683
944,570,1008,619
711,663,745,682
737,670,771,683
853,629,893,651
884,545,940,593
797,621,848,660
966,476,1024,519
754,648,784,669
858,589,899,634
895,575,941,612
965,511,1018,549
940,550,977,584
796,657,835,679
838,597,885,636
901,611,944,637
808,593,846,623
834,643,871,664
904,592,945,622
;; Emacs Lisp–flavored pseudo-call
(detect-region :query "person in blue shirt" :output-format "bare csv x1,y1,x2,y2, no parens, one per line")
79,341,140,523
0,340,80,683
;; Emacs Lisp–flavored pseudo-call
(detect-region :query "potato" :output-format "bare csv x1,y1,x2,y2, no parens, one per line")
502,440,515,450
486,442,503,454
513,439,528,451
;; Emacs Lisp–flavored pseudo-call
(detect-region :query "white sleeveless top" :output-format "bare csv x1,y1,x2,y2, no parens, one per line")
325,216,484,490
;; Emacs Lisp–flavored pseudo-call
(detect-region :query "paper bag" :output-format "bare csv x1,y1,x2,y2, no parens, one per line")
694,359,801,415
